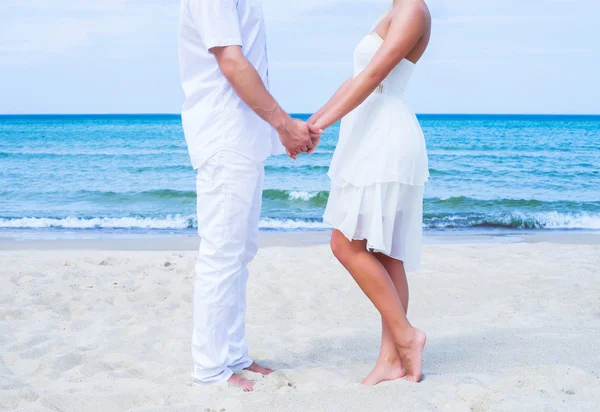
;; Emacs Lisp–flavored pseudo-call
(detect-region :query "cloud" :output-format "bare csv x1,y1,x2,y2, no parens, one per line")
0,0,454,59
1,0,598,114
262,0,449,22
0,0,177,60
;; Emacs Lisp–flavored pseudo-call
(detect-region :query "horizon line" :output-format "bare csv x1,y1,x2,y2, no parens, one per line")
1,113,600,117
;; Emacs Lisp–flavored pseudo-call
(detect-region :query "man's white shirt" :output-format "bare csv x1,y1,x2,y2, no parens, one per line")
178,0,284,169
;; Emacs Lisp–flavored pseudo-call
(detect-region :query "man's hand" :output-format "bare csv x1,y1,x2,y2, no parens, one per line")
211,45,312,159
276,117,314,159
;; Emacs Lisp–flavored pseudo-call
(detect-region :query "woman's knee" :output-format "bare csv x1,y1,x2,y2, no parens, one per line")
330,230,351,263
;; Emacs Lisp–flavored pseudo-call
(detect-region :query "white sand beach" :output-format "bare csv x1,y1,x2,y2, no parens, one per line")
1,238,599,411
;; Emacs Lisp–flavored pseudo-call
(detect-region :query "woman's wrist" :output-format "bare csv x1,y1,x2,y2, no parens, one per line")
313,116,330,131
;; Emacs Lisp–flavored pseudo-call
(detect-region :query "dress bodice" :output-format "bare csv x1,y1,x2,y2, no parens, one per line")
353,33,415,98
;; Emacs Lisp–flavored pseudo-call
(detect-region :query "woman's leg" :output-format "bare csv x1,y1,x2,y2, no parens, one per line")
377,253,409,313
362,254,410,385
330,230,426,382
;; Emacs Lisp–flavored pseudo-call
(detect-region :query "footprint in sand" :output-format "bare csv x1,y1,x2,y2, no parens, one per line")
252,371,297,392
34,353,87,378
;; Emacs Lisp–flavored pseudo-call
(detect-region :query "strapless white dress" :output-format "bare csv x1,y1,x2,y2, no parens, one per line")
323,33,429,271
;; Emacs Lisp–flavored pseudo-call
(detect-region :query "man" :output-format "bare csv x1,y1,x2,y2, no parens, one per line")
178,0,321,391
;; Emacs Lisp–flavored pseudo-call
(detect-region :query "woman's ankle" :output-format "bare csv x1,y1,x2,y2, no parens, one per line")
394,326,418,349
377,348,403,365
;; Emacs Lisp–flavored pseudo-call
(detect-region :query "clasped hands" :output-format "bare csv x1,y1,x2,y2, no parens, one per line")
277,118,323,160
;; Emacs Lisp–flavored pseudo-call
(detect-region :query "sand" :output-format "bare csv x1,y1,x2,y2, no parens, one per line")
1,239,599,411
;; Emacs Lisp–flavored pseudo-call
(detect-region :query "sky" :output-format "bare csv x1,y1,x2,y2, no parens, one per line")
0,0,598,115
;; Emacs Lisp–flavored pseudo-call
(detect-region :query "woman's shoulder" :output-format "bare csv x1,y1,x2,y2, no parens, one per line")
391,0,431,26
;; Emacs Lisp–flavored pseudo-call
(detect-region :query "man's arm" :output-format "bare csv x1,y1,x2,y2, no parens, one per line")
212,46,314,157
185,0,315,157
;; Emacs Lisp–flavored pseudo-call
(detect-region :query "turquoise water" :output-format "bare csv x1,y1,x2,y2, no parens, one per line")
1,114,599,236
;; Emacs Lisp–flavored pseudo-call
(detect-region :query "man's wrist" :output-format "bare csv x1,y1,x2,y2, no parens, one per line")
270,108,292,133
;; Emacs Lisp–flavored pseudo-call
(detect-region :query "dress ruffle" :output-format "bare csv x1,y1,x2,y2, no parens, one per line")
324,181,424,272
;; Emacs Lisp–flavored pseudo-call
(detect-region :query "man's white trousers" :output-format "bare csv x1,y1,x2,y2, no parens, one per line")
191,151,263,385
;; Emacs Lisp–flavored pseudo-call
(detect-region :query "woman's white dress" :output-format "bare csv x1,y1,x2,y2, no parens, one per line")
323,33,429,271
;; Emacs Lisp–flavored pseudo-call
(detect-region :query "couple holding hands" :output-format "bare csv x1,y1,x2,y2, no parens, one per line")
178,0,431,391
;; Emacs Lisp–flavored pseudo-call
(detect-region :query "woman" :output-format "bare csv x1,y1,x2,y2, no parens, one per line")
308,0,431,385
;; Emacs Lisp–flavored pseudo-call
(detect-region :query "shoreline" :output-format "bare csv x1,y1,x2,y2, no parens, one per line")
1,229,600,250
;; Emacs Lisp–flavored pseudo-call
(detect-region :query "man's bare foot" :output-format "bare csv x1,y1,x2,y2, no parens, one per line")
398,328,426,382
244,362,274,376
227,374,255,392
362,359,406,386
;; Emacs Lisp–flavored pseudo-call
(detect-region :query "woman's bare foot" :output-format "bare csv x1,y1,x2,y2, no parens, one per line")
362,359,406,386
244,362,274,376
227,374,255,392
398,328,426,382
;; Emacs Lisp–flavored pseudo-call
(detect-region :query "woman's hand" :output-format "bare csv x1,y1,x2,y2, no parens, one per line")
284,121,322,159
307,123,323,155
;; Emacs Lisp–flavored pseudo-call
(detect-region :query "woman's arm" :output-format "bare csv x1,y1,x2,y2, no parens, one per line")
305,77,352,154
308,77,353,126
312,5,427,131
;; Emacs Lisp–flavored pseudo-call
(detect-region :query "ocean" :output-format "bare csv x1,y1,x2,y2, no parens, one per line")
1,114,599,238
